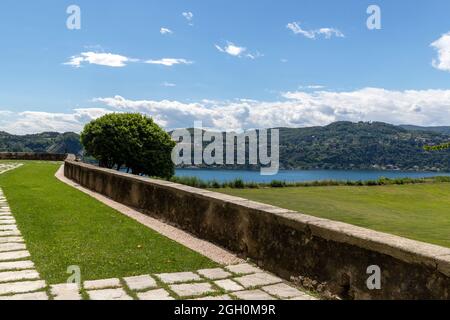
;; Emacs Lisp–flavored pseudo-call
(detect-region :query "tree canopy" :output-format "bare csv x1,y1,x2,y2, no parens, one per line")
80,113,176,178
425,142,450,151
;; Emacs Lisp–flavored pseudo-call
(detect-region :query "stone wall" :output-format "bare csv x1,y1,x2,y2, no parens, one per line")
0,152,67,161
64,159,450,300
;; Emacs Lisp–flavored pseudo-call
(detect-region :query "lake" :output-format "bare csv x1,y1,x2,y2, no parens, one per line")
175,169,450,183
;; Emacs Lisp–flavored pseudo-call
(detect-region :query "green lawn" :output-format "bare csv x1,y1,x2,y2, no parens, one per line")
216,183,450,248
0,161,216,284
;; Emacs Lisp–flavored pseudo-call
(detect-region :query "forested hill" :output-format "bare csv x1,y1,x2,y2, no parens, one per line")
399,125,450,135
0,132,82,155
1,121,450,171
277,122,450,171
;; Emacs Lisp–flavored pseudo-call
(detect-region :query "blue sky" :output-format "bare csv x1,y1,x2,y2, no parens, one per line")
1,0,450,134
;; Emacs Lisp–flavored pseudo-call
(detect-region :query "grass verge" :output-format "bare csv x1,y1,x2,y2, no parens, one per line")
0,161,217,284
215,182,450,248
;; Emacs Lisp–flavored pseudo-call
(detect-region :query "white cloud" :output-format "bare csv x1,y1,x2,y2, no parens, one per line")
162,82,176,87
431,32,450,72
93,88,450,131
215,43,246,56
145,58,193,67
287,22,344,39
182,12,194,25
3,88,450,134
65,52,193,68
299,84,326,90
160,27,173,35
0,108,112,134
215,42,262,59
64,52,136,68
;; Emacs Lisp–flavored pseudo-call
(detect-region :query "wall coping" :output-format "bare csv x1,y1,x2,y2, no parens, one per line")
65,159,450,277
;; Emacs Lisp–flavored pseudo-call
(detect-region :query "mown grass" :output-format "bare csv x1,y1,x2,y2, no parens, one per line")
0,161,216,284
216,182,450,248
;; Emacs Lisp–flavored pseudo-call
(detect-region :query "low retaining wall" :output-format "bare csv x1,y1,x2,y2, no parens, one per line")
64,159,450,300
0,152,67,161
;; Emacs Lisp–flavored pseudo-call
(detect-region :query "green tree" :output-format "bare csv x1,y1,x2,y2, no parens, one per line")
80,113,176,178
425,143,450,151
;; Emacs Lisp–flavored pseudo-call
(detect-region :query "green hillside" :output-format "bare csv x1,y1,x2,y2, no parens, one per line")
0,131,82,155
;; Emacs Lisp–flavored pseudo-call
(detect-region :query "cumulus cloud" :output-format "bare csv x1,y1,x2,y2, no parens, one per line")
64,52,137,68
160,27,173,35
145,58,193,66
431,32,450,72
3,88,450,134
215,42,262,59
0,108,112,134
94,88,450,131
287,22,344,39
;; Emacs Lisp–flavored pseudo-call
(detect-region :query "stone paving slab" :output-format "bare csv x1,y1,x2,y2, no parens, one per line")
0,270,40,283
197,268,232,280
124,275,157,291
194,295,232,300
137,288,174,300
0,225,18,231
226,263,262,275
0,230,21,237
0,250,30,261
0,291,49,300
156,271,202,284
0,280,46,296
233,289,277,300
0,237,24,244
262,283,309,299
0,220,15,225
84,278,121,290
234,272,283,288
289,295,318,300
0,260,35,272
88,288,133,300
170,282,216,298
214,279,245,292
0,243,27,253
51,283,82,300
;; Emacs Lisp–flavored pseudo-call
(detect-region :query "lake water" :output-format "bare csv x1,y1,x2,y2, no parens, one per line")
175,169,450,183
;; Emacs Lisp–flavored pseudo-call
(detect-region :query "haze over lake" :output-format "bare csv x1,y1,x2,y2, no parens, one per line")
175,169,450,183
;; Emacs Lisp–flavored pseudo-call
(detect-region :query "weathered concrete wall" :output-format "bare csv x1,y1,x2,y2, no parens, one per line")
64,160,450,300
0,152,67,161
